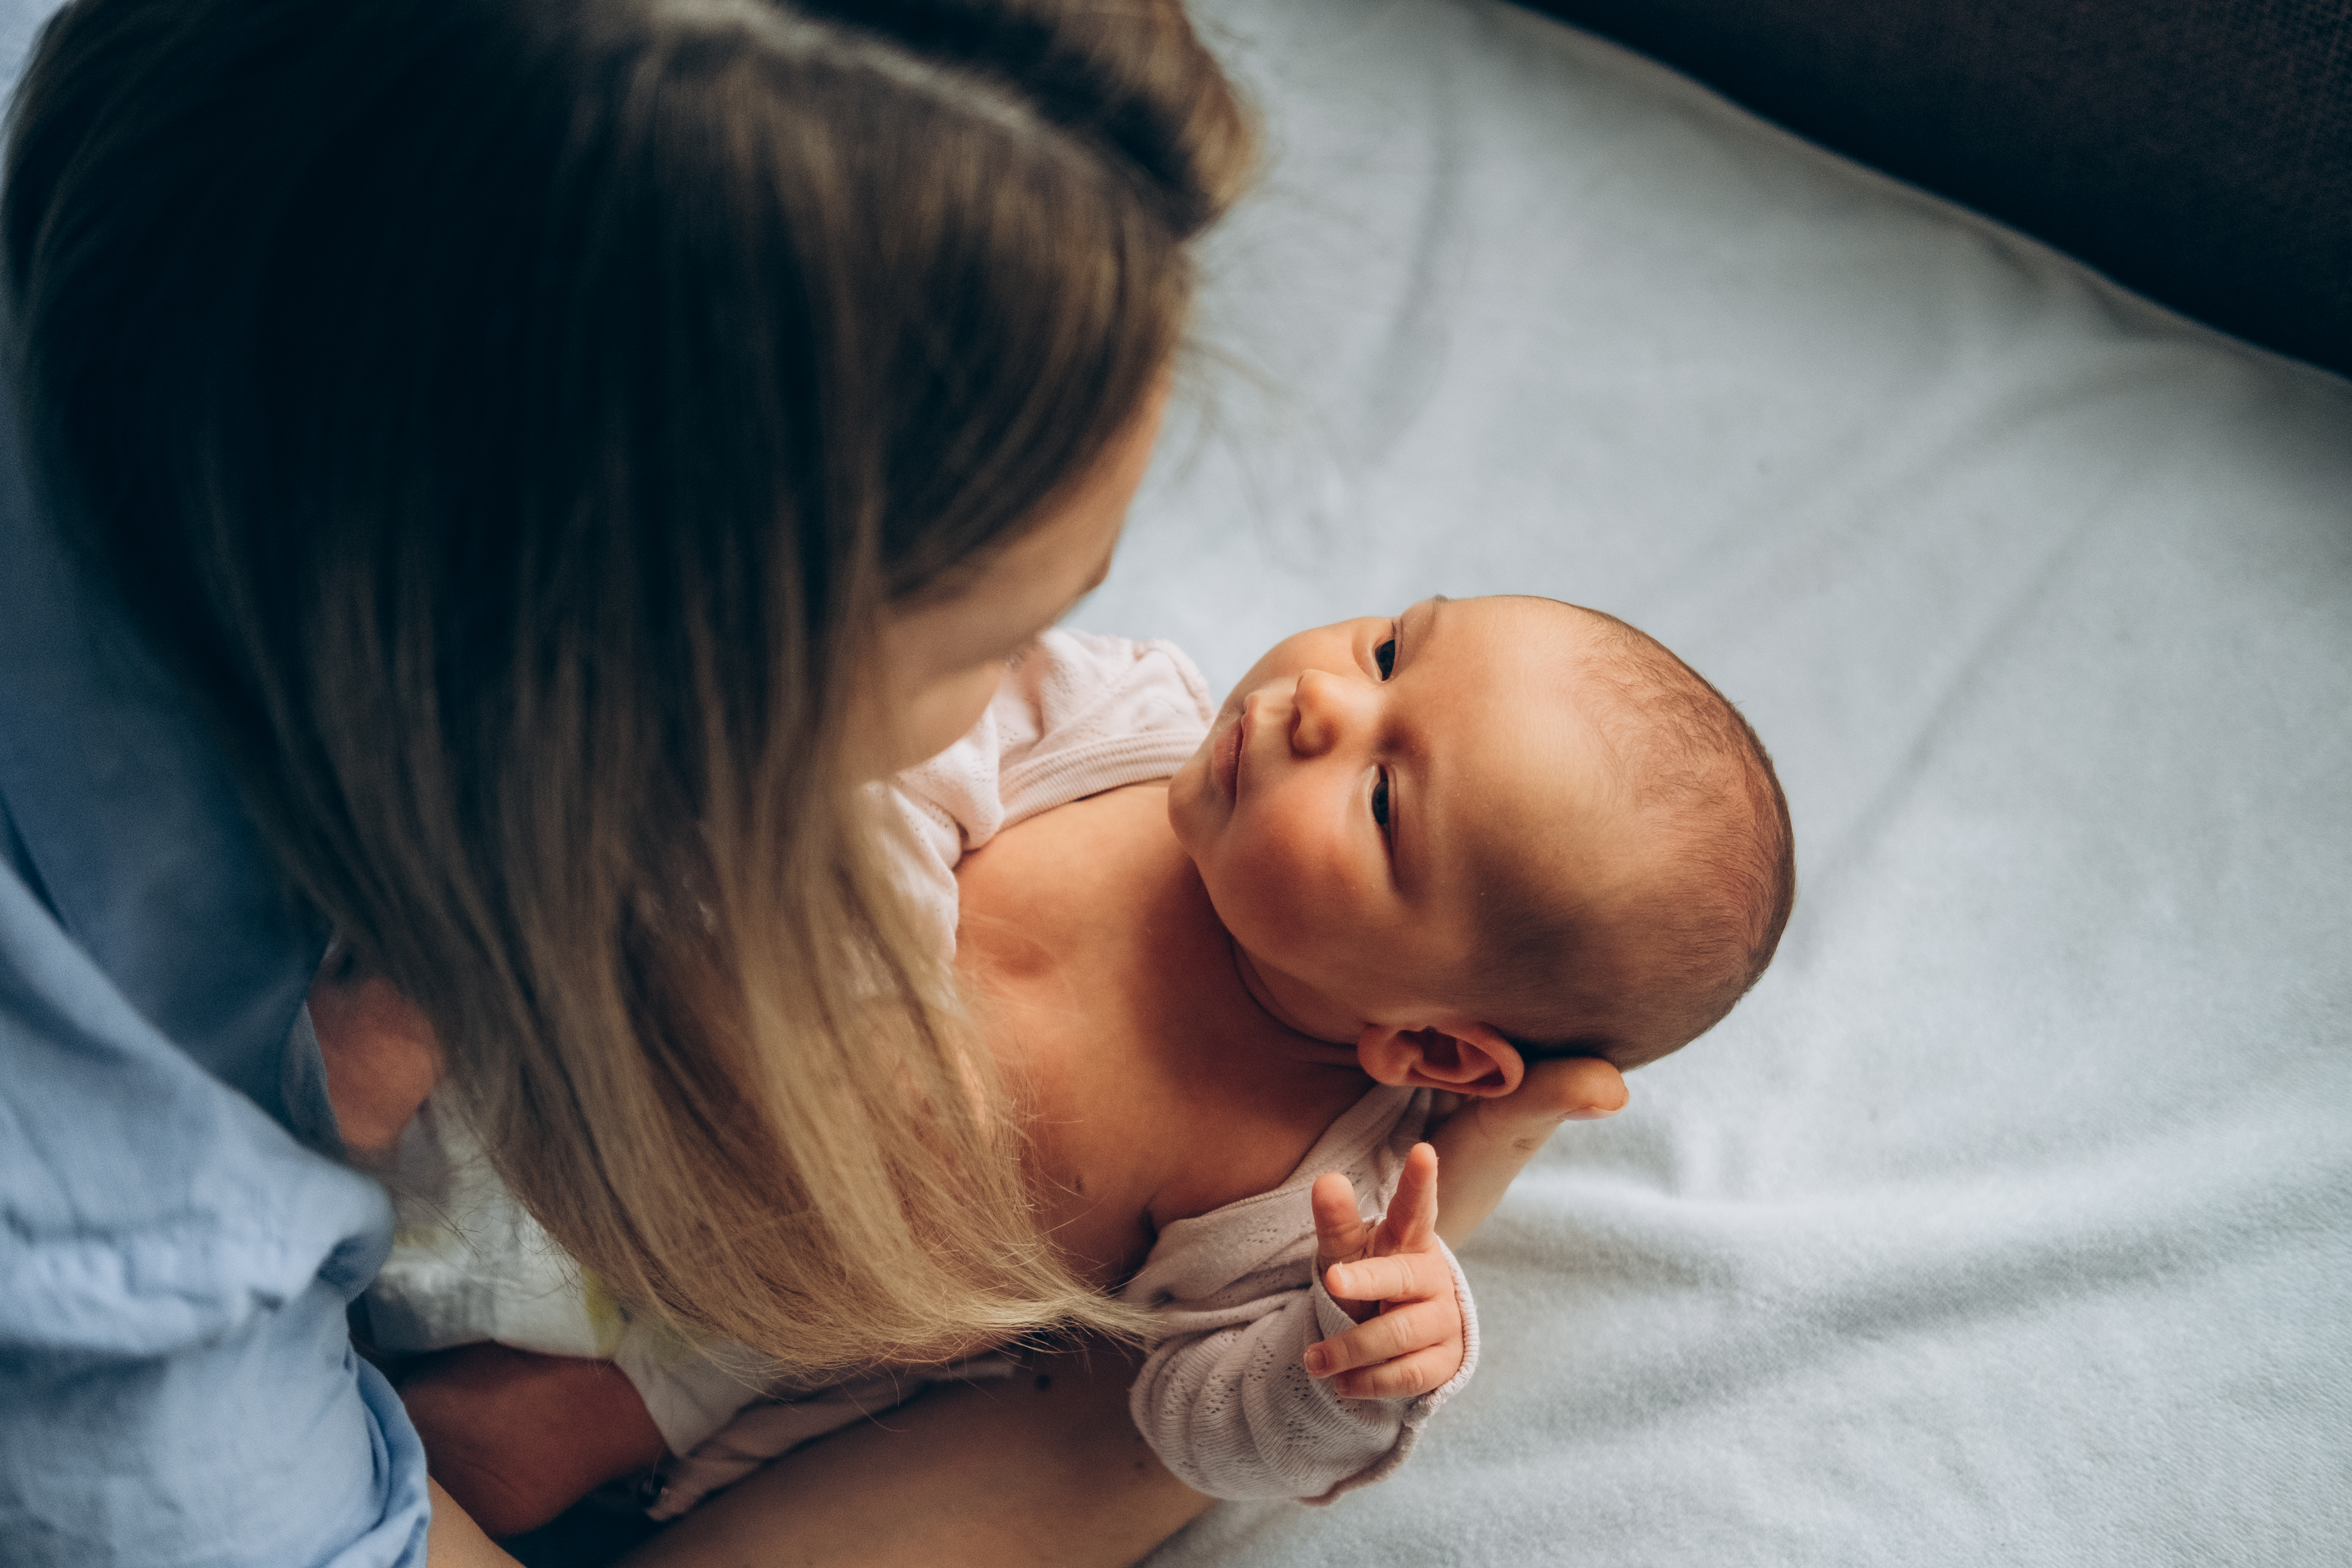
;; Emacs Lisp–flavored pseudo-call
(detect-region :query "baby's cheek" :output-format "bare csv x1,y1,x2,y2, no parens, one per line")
1234,823,1341,938
1200,836,1297,951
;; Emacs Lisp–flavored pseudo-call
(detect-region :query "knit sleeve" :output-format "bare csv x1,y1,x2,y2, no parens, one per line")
1123,1238,1480,1503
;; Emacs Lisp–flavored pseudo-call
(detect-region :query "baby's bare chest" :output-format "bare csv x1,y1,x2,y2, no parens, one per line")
953,788,1364,1283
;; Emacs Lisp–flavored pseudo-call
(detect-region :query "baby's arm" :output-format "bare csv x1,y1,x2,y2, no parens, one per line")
1122,1144,1479,1503
1427,1056,1628,1245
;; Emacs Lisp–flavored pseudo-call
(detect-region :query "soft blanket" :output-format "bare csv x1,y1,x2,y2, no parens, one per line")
1086,2,2352,1563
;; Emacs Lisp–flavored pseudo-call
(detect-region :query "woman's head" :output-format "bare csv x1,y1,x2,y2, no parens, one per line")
7,0,1238,789
871,371,1170,774
6,0,1249,1368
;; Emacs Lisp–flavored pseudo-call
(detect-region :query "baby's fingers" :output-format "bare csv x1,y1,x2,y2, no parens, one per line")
1303,1295,1459,1383
1323,1245,1452,1307
1311,1172,1369,1264
1328,1344,1464,1401
1372,1143,1439,1258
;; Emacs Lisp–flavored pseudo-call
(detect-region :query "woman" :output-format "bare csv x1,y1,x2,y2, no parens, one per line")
0,0,1249,1562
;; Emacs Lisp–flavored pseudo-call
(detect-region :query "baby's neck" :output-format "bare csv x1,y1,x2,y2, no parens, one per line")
1223,944,1383,1053
951,781,1369,1274
957,782,1343,1059
1072,788,1362,1070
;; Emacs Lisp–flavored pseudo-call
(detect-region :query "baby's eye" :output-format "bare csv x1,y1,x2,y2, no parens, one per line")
1374,636,1397,679
1371,769,1391,830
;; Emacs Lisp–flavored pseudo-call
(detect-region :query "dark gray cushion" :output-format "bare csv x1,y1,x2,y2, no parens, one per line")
1516,0,2352,376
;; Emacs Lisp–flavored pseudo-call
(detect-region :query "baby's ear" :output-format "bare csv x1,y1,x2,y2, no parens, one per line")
1356,1020,1525,1098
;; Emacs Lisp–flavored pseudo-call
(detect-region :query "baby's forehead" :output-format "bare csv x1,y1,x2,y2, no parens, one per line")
1412,602,1630,895
1420,598,1626,760
1440,595,1619,683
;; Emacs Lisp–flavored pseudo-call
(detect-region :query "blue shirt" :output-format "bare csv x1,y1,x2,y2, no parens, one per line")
0,71,433,1562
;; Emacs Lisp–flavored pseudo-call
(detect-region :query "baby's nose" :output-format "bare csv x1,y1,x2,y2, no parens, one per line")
1288,668,1355,754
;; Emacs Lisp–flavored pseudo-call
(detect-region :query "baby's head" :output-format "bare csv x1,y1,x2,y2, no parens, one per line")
1167,595,1794,1097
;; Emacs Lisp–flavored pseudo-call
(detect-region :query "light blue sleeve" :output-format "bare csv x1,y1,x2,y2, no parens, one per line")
0,54,434,1540
0,862,431,1567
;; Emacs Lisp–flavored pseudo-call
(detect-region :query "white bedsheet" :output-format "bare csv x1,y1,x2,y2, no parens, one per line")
1086,2,2352,1563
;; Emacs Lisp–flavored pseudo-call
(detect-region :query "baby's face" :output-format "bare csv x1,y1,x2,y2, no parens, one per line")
1167,595,1636,1035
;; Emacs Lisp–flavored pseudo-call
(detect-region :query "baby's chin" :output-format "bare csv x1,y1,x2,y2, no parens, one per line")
1163,732,1217,855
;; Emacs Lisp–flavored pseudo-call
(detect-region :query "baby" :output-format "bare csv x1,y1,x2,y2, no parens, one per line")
368,593,1795,1528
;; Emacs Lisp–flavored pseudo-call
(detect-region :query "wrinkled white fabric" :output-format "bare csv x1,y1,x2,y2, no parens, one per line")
885,628,1219,958
363,1100,617,1365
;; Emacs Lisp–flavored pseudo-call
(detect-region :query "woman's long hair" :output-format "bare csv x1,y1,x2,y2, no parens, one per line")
4,0,1252,1372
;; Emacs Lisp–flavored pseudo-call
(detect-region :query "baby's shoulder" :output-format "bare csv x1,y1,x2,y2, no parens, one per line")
1025,1052,1370,1287
953,781,1172,975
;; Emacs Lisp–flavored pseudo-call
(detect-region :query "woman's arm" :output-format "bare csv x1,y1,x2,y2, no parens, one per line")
426,1481,523,1568
620,1343,1211,1568
1428,1057,1628,1245
402,1345,669,1539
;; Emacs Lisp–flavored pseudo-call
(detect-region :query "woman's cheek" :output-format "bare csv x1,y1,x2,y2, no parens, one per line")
890,662,1003,772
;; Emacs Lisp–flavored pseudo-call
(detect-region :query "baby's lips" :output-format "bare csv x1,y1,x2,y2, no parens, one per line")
1209,708,1245,799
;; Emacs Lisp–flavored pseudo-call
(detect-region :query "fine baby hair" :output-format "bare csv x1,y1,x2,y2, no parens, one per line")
1468,601,1796,1072
3,0,1250,1373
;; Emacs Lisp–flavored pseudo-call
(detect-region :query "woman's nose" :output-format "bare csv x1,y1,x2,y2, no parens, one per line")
1288,668,1361,756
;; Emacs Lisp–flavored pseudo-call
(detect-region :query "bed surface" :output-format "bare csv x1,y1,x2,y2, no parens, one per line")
1083,1,2352,1562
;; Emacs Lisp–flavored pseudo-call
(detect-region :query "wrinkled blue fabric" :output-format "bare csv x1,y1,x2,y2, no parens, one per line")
0,32,431,1548
0,868,426,1566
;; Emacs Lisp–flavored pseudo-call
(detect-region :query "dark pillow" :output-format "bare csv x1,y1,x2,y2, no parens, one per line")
1515,0,2352,377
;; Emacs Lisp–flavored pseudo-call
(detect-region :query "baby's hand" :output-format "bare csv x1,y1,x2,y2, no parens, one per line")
1301,1143,1463,1399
